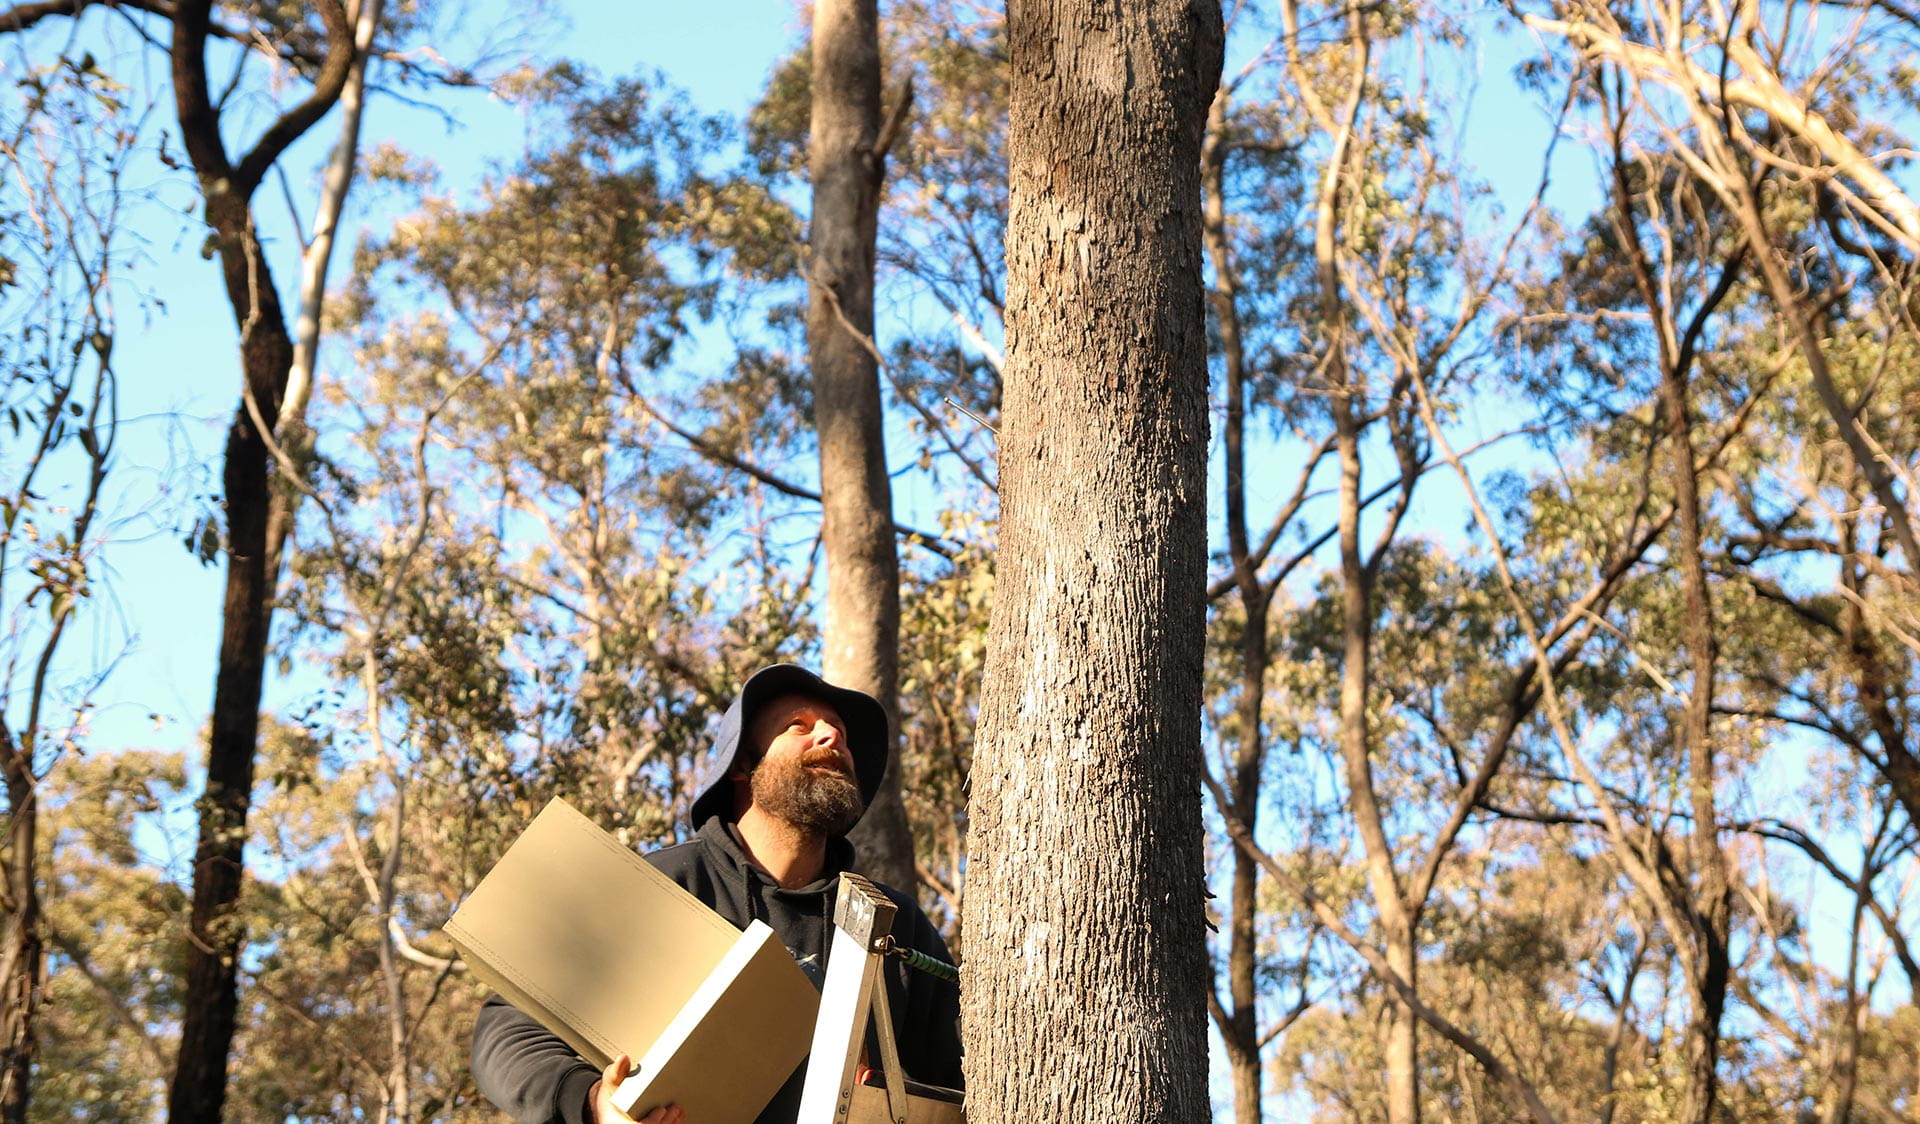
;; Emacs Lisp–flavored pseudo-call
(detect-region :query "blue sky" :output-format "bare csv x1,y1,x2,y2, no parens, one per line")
44,0,1599,769
31,0,809,768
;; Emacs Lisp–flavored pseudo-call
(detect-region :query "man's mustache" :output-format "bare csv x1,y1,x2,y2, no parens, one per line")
800,748,854,776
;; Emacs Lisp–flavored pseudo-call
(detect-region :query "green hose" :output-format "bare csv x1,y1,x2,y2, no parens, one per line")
881,938,960,983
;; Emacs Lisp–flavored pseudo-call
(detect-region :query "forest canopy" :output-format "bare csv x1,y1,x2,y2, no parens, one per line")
0,0,1916,1120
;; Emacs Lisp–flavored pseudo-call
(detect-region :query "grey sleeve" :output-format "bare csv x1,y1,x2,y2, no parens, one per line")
471,993,601,1124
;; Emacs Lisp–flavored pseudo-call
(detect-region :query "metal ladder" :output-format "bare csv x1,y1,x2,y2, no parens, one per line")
796,873,964,1124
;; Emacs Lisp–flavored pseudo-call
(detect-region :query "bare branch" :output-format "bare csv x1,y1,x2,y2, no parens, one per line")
624,392,958,557
231,0,354,196
872,75,915,167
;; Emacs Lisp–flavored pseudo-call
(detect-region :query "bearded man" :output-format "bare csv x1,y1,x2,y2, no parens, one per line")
470,664,964,1124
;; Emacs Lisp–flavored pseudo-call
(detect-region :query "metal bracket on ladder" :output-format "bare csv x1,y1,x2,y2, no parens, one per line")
796,873,963,1124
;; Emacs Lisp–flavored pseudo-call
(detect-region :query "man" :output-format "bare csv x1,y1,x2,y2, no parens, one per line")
471,664,964,1124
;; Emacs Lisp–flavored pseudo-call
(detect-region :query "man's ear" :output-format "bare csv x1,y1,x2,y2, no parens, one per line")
728,766,755,819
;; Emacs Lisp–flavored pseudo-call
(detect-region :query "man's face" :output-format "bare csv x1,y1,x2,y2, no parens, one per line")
742,692,863,836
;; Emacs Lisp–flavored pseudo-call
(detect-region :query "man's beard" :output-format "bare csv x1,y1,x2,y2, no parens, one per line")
750,753,863,837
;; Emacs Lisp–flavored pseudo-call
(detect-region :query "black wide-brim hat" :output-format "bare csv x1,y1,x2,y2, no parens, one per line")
686,664,890,831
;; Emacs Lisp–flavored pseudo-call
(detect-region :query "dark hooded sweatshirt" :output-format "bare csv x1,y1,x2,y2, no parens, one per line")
469,818,964,1124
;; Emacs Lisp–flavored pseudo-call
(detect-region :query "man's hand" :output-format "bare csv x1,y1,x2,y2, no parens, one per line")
588,1055,684,1124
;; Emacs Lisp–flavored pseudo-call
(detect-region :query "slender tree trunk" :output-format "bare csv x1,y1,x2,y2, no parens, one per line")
1831,533,1895,1124
1331,312,1418,1124
1337,414,1419,1124
1611,160,1727,1124
1823,878,1870,1124
1383,929,1420,1124
963,2,1222,1119
1223,417,1268,1124
1601,115,1731,1124
265,0,385,581
170,193,291,1124
1660,321,1730,1124
164,3,355,1115
1223,675,1266,1124
0,300,112,1124
1298,7,1419,1115
379,789,411,1124
1839,552,1920,830
1204,84,1269,1124
1598,940,1645,1124
0,726,41,1124
807,0,914,894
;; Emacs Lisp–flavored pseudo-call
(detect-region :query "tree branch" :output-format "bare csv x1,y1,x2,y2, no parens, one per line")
872,75,915,167
624,391,958,557
231,0,354,197
0,0,89,30
169,0,231,182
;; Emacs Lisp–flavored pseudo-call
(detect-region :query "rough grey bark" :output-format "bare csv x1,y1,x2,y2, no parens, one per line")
806,0,914,894
961,0,1223,1119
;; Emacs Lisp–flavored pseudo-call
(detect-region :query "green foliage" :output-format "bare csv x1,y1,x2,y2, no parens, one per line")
32,751,187,1122
897,507,995,946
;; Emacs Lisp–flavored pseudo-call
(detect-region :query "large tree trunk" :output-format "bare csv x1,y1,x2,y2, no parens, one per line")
962,0,1222,1119
806,0,914,894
